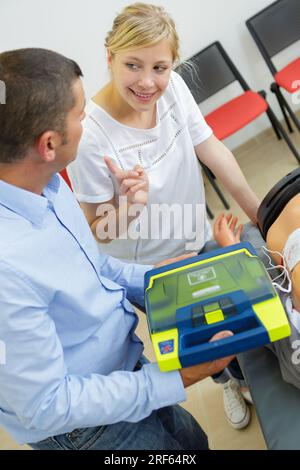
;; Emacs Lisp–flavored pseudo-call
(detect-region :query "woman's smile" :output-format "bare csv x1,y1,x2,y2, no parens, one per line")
129,88,157,102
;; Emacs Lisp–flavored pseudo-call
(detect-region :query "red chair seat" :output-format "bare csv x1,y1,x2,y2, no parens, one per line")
274,57,300,93
60,168,72,190
205,90,268,140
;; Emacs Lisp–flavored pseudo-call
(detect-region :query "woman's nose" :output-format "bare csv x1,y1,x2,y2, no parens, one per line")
137,74,155,89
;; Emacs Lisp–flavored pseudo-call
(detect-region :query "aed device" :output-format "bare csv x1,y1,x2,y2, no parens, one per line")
144,242,291,372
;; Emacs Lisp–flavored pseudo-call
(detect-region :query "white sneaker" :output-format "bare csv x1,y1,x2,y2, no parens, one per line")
241,389,253,405
223,379,250,429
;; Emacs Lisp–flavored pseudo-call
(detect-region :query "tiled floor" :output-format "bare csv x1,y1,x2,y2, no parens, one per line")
1,119,300,450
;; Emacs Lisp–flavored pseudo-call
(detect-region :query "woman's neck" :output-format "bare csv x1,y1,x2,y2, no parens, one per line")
92,82,157,129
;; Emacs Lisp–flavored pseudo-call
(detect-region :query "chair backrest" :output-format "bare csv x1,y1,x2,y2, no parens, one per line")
176,41,249,105
246,0,300,74
60,168,72,190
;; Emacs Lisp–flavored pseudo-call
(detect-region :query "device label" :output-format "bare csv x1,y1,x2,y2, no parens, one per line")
187,267,216,286
159,340,174,355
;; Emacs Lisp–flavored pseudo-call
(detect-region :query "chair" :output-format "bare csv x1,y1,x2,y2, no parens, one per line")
246,0,300,134
202,164,230,211
60,169,72,189
206,203,214,220
177,41,300,167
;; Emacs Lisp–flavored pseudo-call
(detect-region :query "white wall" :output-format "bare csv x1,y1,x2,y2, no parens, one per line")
1,0,299,150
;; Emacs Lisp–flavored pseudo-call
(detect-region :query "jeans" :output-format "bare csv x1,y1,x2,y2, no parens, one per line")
29,405,208,451
199,222,266,387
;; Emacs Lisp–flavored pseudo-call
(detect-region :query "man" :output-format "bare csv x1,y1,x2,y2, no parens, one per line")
0,48,233,450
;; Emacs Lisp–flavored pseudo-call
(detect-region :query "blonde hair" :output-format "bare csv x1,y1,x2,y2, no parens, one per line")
105,3,180,63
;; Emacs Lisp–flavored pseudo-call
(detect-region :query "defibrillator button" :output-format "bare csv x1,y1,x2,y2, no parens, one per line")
205,309,225,325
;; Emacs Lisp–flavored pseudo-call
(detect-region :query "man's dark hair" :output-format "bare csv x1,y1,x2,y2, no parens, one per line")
0,48,83,163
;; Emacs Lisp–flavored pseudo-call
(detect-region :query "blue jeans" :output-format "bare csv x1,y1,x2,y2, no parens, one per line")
29,405,208,450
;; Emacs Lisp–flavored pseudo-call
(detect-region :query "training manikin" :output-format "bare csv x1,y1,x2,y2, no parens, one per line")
258,175,300,389
215,169,300,390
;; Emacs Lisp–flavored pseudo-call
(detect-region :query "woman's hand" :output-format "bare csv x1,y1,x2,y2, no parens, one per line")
104,156,149,206
213,213,243,247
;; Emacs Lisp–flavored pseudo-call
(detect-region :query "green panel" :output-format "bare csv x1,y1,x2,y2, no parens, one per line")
146,251,275,333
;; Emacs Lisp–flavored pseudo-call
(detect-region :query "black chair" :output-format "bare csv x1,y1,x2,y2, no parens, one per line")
202,164,230,211
206,203,214,220
246,0,300,134
177,41,300,165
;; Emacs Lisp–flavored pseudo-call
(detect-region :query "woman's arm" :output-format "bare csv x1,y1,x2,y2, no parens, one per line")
195,135,260,223
81,198,144,243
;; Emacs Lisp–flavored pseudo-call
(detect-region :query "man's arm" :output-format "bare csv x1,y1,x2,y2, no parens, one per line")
0,260,185,435
98,254,152,307
98,252,200,308
0,260,235,438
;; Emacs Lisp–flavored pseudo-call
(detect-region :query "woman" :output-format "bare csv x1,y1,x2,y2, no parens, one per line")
68,2,259,429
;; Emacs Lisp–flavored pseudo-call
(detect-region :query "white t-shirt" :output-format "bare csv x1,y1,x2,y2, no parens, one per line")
68,71,213,264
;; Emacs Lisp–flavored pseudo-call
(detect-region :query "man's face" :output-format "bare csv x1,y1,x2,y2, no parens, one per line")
56,78,86,168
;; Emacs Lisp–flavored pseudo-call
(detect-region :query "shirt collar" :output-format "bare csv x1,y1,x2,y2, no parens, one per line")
0,173,61,225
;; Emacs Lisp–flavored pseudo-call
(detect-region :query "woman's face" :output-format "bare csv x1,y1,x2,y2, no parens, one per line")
109,39,174,113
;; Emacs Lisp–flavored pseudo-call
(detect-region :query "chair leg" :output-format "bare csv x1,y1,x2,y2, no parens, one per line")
265,106,283,141
266,106,300,165
271,83,300,133
258,90,281,140
206,204,214,220
202,165,230,210
271,83,294,133
267,111,282,140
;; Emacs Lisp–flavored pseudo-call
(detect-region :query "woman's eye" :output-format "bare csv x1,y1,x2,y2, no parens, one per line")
155,66,168,73
126,63,139,70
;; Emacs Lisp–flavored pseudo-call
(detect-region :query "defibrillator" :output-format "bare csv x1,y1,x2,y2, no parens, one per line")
144,242,291,371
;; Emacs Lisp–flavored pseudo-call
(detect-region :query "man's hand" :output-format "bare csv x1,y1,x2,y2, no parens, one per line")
179,330,235,387
105,156,149,206
213,213,243,248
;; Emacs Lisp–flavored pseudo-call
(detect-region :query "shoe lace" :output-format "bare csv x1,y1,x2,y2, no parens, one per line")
224,383,245,412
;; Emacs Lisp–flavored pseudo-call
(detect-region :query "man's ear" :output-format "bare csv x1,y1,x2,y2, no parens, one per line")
37,131,61,163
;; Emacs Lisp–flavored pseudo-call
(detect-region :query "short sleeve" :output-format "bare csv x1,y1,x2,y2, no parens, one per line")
67,125,114,204
171,71,213,147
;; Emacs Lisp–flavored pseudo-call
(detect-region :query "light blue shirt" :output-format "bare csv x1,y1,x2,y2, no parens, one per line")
0,175,186,445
